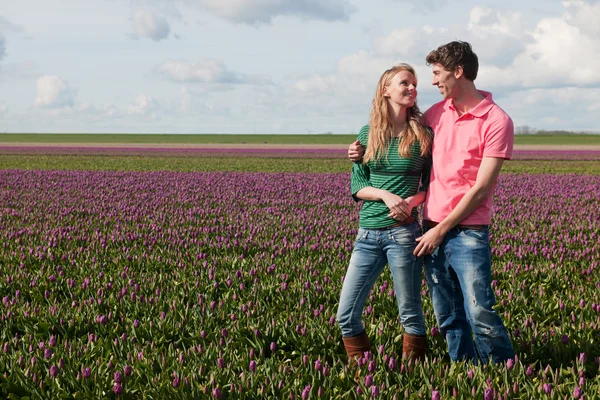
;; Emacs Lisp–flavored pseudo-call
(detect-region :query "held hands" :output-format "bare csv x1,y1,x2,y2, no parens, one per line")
381,192,411,221
348,140,365,162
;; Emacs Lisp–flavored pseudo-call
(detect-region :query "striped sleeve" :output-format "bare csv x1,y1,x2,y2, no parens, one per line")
350,125,371,201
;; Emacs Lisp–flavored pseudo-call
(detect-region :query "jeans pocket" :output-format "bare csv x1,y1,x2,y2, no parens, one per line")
389,225,417,245
355,228,369,242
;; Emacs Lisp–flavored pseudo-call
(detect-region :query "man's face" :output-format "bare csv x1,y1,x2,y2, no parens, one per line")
431,63,457,100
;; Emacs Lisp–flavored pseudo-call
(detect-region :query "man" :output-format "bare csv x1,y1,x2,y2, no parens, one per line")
348,41,514,364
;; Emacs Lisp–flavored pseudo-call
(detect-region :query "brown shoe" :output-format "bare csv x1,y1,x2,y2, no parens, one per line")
342,330,372,359
402,333,427,361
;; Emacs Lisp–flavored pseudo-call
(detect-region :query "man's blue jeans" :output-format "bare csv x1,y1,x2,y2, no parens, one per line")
337,222,426,337
424,224,514,364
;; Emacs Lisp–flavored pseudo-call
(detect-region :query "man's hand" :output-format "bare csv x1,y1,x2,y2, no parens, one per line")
414,227,445,256
348,140,365,162
381,193,409,221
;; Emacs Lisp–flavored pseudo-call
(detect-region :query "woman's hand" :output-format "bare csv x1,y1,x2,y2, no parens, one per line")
381,192,410,221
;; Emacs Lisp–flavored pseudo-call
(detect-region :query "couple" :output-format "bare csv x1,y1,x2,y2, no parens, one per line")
337,41,515,366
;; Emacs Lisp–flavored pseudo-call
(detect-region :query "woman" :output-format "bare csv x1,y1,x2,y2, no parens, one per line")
337,63,433,362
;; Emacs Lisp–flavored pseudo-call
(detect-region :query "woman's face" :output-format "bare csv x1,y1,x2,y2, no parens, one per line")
383,70,418,109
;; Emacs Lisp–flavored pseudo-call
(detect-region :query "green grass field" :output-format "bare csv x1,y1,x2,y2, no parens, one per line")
1,155,599,174
1,133,600,145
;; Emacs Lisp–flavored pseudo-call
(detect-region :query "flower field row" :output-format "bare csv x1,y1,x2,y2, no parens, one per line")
0,146,348,159
0,169,599,399
2,146,600,160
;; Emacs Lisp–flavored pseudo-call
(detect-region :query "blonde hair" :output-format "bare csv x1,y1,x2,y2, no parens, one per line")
364,63,432,164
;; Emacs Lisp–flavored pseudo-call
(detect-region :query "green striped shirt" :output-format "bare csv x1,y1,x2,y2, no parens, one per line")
351,124,432,229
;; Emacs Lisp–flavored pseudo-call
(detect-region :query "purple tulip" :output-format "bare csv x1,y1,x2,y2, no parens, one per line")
114,371,123,383
371,385,380,397
364,374,373,387
44,348,53,359
113,383,123,394
388,357,397,370
314,359,322,371
573,387,582,399
506,358,515,370
302,385,311,400
432,390,441,400
484,388,492,400
249,360,257,373
49,365,59,378
368,360,376,373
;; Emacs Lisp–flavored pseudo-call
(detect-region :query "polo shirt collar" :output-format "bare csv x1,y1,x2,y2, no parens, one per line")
444,90,495,118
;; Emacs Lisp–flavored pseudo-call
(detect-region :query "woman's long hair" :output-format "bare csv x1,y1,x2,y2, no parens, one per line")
363,64,432,164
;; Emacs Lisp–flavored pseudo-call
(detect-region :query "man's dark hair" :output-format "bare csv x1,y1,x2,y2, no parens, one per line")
426,41,479,81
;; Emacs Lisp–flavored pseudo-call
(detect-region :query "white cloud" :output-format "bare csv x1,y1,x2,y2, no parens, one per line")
76,102,121,119
477,16,600,89
189,0,355,25
34,75,77,108
131,8,171,41
0,16,26,34
128,94,160,118
502,87,600,130
466,7,529,66
388,0,458,13
0,34,5,61
177,85,232,116
156,58,270,85
564,0,600,36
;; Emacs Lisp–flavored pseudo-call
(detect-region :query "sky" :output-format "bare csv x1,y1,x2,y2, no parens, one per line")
1,0,599,134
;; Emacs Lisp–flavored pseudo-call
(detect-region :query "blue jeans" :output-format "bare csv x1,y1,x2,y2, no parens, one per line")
337,222,426,337
424,224,514,364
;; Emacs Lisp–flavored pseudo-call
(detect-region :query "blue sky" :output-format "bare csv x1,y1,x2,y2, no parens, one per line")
1,0,599,134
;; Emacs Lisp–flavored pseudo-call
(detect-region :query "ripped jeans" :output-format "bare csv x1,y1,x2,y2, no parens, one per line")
424,225,514,364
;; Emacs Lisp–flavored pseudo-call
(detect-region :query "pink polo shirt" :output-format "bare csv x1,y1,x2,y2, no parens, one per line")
423,91,513,225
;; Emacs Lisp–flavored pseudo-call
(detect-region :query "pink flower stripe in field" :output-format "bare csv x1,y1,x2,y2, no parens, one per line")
512,150,600,160
0,146,347,158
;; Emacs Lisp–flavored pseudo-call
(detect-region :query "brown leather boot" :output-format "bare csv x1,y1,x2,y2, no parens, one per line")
402,333,427,362
342,330,372,359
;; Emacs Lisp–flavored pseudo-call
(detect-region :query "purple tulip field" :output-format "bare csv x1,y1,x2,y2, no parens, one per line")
0,149,600,399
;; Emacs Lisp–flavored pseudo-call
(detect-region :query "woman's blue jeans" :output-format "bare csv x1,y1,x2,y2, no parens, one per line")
337,222,426,337
424,225,514,364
